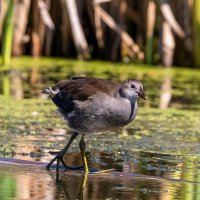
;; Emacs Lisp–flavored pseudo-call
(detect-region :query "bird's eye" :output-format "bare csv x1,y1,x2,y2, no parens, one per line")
131,85,135,89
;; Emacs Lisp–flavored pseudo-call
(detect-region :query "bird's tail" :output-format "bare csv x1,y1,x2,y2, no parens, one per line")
42,87,51,94
42,87,59,96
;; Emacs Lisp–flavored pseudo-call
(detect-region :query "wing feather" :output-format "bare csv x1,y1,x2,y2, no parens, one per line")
52,77,119,101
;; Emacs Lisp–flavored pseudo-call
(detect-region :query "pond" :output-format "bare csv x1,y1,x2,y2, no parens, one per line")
0,57,200,199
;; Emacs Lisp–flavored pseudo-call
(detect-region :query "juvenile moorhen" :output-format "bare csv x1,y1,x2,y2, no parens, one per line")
42,77,147,174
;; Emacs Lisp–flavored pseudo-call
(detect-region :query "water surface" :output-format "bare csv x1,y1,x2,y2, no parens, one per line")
0,58,200,199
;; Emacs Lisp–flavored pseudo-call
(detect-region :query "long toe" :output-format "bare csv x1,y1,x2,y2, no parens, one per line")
49,151,61,155
46,151,84,171
46,151,65,170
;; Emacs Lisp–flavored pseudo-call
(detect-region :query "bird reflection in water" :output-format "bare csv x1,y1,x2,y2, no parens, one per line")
54,170,88,200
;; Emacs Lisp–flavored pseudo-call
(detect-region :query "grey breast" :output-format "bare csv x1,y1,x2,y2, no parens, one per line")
66,92,138,133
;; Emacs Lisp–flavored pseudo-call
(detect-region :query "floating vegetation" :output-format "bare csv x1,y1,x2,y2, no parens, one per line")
0,58,200,199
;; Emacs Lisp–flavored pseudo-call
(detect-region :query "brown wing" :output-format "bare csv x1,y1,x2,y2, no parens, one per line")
52,77,120,101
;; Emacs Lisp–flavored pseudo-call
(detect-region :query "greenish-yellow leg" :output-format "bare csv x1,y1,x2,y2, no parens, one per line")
79,134,89,175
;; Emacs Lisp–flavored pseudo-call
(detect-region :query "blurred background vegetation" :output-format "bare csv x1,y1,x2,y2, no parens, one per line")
0,0,200,67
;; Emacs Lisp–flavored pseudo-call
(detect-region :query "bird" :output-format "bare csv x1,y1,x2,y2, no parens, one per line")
42,77,147,174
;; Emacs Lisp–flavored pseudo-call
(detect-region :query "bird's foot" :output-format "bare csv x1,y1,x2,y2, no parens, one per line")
46,151,83,171
46,150,66,170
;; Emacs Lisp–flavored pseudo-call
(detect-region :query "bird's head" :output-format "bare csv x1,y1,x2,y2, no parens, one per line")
120,79,147,101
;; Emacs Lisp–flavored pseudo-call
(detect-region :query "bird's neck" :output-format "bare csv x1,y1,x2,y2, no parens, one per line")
128,99,138,121
117,90,138,121
118,88,138,104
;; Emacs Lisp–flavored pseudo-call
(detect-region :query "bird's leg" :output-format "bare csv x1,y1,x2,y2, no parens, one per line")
79,134,89,175
76,173,88,199
46,131,79,170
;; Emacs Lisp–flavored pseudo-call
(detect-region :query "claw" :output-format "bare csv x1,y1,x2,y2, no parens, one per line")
46,151,65,170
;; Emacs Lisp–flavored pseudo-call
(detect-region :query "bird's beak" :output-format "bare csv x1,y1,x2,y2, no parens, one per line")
138,91,147,100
